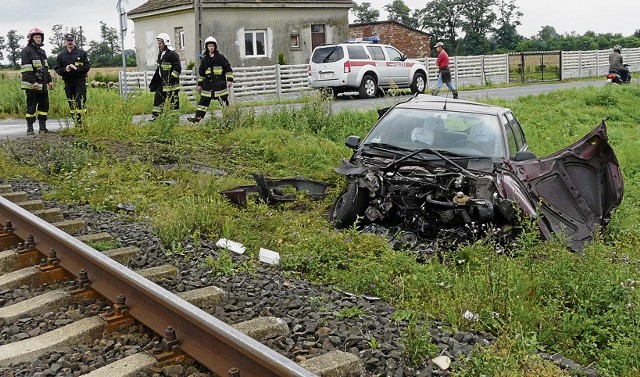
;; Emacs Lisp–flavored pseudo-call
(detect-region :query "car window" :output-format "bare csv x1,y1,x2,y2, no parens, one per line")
311,46,344,64
364,108,505,158
366,46,385,60
503,121,518,157
384,46,403,61
505,112,525,149
346,45,369,60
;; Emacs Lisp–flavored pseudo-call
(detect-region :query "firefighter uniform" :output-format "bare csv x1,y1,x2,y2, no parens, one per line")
152,34,181,119
187,37,233,123
20,29,52,134
55,34,91,125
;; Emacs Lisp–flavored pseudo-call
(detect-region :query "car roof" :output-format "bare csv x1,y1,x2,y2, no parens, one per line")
393,94,510,116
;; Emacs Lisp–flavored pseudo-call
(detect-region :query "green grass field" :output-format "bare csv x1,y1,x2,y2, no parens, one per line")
1,81,640,376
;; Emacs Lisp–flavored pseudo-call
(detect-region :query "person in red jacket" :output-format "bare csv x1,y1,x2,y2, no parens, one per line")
431,42,458,99
20,27,54,135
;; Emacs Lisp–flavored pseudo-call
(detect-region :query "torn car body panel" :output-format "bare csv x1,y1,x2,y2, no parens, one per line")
508,121,624,250
221,174,329,207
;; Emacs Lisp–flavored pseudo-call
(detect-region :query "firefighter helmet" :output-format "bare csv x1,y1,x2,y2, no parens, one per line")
156,33,175,51
205,36,217,46
27,27,44,42
613,45,622,53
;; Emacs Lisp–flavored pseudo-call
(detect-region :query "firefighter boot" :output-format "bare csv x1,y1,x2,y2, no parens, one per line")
27,121,35,136
38,120,49,134
452,90,459,99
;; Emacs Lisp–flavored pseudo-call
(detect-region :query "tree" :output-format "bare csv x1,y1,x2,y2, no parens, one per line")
418,0,465,50
458,0,496,55
492,0,523,51
0,36,5,61
49,24,65,55
351,2,380,24
100,21,121,55
6,30,23,68
384,0,418,28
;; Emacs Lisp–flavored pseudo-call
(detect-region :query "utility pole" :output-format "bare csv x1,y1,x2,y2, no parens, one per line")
195,0,203,70
117,0,129,99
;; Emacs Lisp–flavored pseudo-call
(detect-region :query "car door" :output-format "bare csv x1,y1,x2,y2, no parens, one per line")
509,121,624,251
366,45,389,86
384,46,410,86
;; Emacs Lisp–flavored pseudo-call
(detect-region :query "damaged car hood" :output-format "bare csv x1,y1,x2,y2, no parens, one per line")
509,121,624,250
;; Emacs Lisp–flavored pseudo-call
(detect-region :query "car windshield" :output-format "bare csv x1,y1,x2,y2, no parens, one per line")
311,46,344,63
362,108,506,158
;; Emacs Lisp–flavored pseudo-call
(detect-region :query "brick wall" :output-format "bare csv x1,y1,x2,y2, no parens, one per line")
350,22,431,59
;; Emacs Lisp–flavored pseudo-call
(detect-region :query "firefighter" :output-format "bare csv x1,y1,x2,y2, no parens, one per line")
187,36,233,123
55,33,91,125
150,33,181,120
20,27,53,135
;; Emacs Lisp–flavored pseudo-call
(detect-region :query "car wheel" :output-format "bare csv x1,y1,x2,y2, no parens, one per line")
410,72,426,94
328,182,368,228
359,75,378,99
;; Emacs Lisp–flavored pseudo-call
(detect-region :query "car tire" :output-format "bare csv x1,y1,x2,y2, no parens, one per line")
359,75,378,99
328,182,368,228
410,72,426,94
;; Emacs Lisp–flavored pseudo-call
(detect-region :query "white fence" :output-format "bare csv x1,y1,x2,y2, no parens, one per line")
119,63,312,101
119,47,640,100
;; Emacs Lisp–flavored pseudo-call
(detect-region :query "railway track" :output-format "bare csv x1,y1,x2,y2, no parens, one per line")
0,184,364,376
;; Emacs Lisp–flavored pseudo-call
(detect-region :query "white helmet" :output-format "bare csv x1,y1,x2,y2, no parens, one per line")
204,36,217,45
156,33,175,51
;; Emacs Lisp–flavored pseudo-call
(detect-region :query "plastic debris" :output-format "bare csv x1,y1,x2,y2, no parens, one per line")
463,310,479,321
216,238,246,255
259,248,280,265
432,355,451,370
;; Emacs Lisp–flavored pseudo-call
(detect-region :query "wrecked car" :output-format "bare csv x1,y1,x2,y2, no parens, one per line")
328,95,624,252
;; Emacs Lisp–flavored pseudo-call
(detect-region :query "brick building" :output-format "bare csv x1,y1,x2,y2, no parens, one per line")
349,21,431,59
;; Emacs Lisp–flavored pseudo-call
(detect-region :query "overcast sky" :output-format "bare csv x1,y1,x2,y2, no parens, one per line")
0,0,637,63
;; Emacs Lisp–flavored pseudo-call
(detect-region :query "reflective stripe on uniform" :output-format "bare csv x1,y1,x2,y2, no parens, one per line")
171,71,179,78
214,89,228,97
225,72,234,80
26,113,36,118
201,90,212,98
213,66,223,75
21,64,33,72
197,105,208,112
37,111,48,116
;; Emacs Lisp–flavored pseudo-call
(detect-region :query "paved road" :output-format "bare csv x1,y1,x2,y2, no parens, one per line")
0,79,609,140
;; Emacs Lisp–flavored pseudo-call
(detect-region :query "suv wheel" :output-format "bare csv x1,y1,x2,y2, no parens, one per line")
410,72,426,94
328,182,368,228
359,75,378,99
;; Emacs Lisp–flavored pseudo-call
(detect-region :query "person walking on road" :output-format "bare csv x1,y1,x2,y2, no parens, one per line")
187,36,234,123
20,27,54,135
149,33,181,121
431,41,458,99
55,33,91,126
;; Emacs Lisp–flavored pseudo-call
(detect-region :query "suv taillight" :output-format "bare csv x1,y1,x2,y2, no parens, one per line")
344,61,351,73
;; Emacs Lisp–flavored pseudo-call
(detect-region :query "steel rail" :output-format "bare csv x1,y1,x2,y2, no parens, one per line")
0,196,316,377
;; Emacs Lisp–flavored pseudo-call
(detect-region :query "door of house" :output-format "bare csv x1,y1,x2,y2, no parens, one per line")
311,24,326,50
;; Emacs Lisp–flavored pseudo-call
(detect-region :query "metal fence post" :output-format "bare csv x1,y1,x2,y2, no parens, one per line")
454,56,458,88
481,55,486,86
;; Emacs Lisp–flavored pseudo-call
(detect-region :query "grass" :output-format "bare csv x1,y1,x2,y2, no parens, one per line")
1,83,640,376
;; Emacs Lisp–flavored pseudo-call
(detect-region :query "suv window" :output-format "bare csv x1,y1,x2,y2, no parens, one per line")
366,46,385,60
384,46,403,61
346,45,369,60
311,46,344,64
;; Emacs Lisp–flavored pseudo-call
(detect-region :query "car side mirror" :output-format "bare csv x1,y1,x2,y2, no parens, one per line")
400,54,407,61
514,150,537,161
345,135,361,150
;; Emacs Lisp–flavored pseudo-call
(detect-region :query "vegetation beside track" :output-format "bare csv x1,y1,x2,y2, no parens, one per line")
1,83,640,376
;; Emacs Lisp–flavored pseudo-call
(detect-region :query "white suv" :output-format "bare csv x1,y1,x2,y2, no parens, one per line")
308,42,427,99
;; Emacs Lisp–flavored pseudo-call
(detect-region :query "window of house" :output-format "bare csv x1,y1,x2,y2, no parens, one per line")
245,30,267,57
290,34,300,49
174,27,184,50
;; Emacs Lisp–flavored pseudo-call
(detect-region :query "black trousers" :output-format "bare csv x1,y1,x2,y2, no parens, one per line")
64,79,87,119
194,93,229,119
25,90,49,124
152,89,180,116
